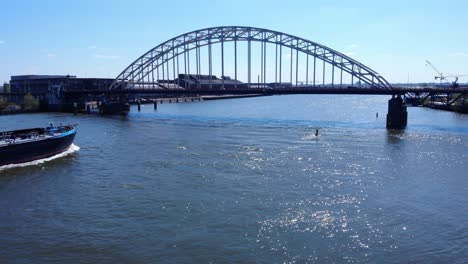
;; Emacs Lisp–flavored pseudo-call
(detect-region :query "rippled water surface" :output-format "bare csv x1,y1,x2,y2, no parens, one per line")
0,95,467,263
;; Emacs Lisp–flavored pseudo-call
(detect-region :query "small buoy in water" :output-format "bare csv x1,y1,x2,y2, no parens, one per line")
315,128,319,136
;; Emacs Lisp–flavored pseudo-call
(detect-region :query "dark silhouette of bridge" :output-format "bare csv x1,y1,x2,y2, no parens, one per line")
110,26,393,90
4,26,467,128
102,26,466,100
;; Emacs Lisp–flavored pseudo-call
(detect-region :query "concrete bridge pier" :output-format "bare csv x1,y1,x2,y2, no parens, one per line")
386,95,407,129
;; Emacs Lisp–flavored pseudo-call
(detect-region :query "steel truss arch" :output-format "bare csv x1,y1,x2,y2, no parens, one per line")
110,26,392,90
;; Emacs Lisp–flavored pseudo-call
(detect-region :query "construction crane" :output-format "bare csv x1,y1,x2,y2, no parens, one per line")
425,60,468,87
425,60,444,82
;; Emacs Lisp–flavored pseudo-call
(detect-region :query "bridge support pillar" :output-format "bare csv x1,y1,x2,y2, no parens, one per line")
386,95,407,129
137,100,141,111
154,101,157,110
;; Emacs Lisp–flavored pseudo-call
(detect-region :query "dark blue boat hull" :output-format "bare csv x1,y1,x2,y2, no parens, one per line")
0,131,76,167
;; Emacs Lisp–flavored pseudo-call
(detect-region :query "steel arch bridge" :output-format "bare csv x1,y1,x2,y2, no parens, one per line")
110,26,393,91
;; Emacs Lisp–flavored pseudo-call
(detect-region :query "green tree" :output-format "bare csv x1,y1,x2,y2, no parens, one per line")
23,93,39,110
0,96,8,110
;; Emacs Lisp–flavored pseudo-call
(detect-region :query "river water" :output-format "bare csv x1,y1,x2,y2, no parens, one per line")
0,95,467,263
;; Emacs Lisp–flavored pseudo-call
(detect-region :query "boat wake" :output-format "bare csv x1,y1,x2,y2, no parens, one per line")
0,144,80,171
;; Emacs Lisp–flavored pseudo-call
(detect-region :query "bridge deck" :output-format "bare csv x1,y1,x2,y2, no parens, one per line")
2,86,467,97
58,86,468,96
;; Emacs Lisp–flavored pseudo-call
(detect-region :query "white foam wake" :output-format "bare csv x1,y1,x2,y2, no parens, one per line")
0,144,80,171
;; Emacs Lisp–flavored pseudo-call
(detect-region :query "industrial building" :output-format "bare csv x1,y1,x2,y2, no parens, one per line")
8,75,114,111
174,74,244,89
9,75,114,94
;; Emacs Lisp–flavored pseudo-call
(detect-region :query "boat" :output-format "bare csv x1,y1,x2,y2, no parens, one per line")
0,123,78,167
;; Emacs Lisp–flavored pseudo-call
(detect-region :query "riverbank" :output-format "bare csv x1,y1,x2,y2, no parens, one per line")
0,109,41,115
423,103,468,114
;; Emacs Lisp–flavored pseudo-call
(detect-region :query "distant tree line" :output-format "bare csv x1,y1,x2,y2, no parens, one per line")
23,93,39,110
0,93,40,112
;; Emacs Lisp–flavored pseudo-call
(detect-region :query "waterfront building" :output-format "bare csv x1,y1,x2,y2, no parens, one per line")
9,75,113,94
9,75,114,111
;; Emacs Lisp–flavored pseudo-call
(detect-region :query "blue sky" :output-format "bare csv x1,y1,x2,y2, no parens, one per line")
1,0,468,84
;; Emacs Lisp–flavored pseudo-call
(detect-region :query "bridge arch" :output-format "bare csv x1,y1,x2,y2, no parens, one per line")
110,26,392,90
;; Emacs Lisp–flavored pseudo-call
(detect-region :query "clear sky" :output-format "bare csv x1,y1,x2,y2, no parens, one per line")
1,0,468,84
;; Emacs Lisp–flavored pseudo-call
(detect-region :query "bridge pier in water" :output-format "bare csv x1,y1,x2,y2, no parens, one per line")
386,95,407,129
